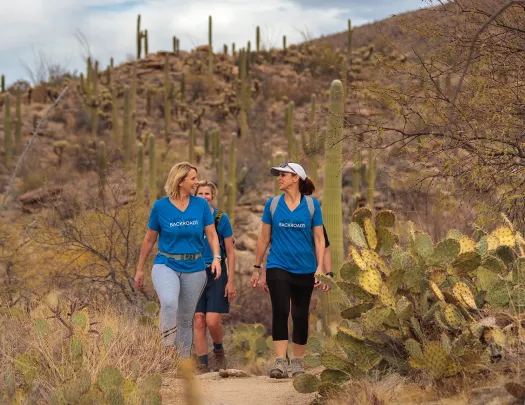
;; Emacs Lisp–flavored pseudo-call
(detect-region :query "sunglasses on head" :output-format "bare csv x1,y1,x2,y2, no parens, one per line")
279,162,297,174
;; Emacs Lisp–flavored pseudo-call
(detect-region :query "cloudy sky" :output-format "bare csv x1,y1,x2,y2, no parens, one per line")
1,0,426,86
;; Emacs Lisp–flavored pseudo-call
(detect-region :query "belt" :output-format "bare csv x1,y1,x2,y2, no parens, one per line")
159,252,202,261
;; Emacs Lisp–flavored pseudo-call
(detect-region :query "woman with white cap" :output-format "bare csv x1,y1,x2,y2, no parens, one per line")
251,162,330,379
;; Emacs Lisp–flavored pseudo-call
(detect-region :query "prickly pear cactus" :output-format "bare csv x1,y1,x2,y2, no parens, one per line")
295,209,525,397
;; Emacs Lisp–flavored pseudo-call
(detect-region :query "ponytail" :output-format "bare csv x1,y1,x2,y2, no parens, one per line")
299,177,315,196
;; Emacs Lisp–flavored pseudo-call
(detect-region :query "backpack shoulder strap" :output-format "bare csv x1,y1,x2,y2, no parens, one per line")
269,195,281,221
305,196,314,220
214,210,223,229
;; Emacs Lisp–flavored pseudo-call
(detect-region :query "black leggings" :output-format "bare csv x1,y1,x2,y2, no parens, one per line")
266,268,315,345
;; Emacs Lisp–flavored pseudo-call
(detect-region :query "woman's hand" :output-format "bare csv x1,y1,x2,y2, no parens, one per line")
225,281,237,303
321,273,332,292
134,269,144,290
314,267,323,289
258,271,269,293
250,270,259,289
211,259,222,280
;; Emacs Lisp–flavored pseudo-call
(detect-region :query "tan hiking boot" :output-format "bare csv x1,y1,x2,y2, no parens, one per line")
210,349,227,371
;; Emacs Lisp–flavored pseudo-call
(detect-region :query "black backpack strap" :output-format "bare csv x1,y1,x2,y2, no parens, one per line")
214,210,227,260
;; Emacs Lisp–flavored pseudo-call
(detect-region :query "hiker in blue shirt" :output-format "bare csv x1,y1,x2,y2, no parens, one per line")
134,162,222,359
251,162,331,379
192,180,237,373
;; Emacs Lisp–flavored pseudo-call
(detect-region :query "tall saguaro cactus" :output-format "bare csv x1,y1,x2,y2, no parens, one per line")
91,60,99,137
309,94,318,185
136,142,144,203
188,111,194,163
227,132,237,226
273,151,285,196
15,87,21,154
1,75,5,93
256,26,260,52
123,87,131,169
144,29,149,55
285,101,295,161
111,87,119,142
136,14,142,59
164,55,171,135
4,93,12,166
324,80,344,277
98,141,107,199
148,134,157,203
208,15,213,74
347,19,353,61
217,144,225,211
238,49,249,138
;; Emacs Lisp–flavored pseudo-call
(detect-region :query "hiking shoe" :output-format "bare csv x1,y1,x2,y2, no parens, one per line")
210,349,227,371
269,357,288,379
290,357,305,377
195,363,210,374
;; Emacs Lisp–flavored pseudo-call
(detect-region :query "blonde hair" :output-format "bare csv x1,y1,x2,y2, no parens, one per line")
164,162,198,199
195,180,218,200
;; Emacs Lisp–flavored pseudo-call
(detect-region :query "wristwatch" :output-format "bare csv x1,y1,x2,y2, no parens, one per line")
214,255,221,261
325,272,334,277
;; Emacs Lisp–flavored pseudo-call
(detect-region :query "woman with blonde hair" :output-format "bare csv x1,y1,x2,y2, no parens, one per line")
193,180,236,372
134,162,222,358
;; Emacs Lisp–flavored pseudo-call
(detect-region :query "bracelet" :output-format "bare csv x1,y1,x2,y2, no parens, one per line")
325,272,334,277
213,255,221,261
253,264,261,269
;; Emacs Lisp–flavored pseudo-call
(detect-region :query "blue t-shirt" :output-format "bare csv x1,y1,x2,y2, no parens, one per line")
202,209,233,264
148,195,214,272
262,195,323,274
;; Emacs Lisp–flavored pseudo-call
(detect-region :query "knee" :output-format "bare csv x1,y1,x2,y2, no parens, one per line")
206,316,222,329
194,314,206,331
160,297,178,312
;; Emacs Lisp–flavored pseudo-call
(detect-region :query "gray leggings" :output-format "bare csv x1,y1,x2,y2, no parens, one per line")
152,264,207,358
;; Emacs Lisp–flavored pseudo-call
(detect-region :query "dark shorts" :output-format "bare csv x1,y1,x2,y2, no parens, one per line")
195,260,230,314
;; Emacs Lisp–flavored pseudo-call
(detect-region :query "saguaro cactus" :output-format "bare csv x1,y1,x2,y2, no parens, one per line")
347,19,353,61
208,15,213,74
273,151,285,196
98,141,107,199
136,14,142,59
285,101,295,161
218,144,225,211
1,75,5,93
123,87,131,169
352,138,361,197
4,93,12,166
164,55,171,134
309,94,318,185
256,26,260,52
227,132,237,225
367,150,376,209
324,80,344,276
283,35,287,52
91,60,99,137
188,111,194,163
111,87,119,142
144,29,149,56
137,142,144,202
15,87,22,154
148,134,157,203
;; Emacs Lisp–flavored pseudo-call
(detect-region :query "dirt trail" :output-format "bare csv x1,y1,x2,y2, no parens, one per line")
161,372,317,405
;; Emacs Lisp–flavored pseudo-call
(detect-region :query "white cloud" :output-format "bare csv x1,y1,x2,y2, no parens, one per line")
0,0,415,85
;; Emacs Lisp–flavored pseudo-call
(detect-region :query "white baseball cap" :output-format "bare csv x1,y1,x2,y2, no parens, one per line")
270,162,307,180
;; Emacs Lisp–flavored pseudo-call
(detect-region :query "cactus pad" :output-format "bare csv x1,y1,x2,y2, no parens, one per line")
308,337,322,353
430,281,445,301
144,301,159,314
362,307,391,331
405,339,423,360
459,236,477,254
495,245,515,265
395,297,414,320
363,217,377,250
428,238,460,265
423,341,449,379
379,284,396,307
362,249,390,275
72,309,90,334
358,268,383,295
446,229,463,240
476,267,498,291
350,246,367,270
320,351,351,371
35,318,50,338
375,210,396,228
351,207,372,226
376,227,398,255
339,321,364,340
304,355,322,367
451,251,482,273
444,304,465,329
491,226,515,247
320,369,351,384
340,262,360,281
337,281,373,303
293,373,321,393
348,222,368,248
96,367,123,393
415,232,434,259
452,282,477,309
482,255,505,273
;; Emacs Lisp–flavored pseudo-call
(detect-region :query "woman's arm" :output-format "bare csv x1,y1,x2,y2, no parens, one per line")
134,229,158,289
205,224,222,279
313,225,325,286
251,223,271,289
224,236,236,302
